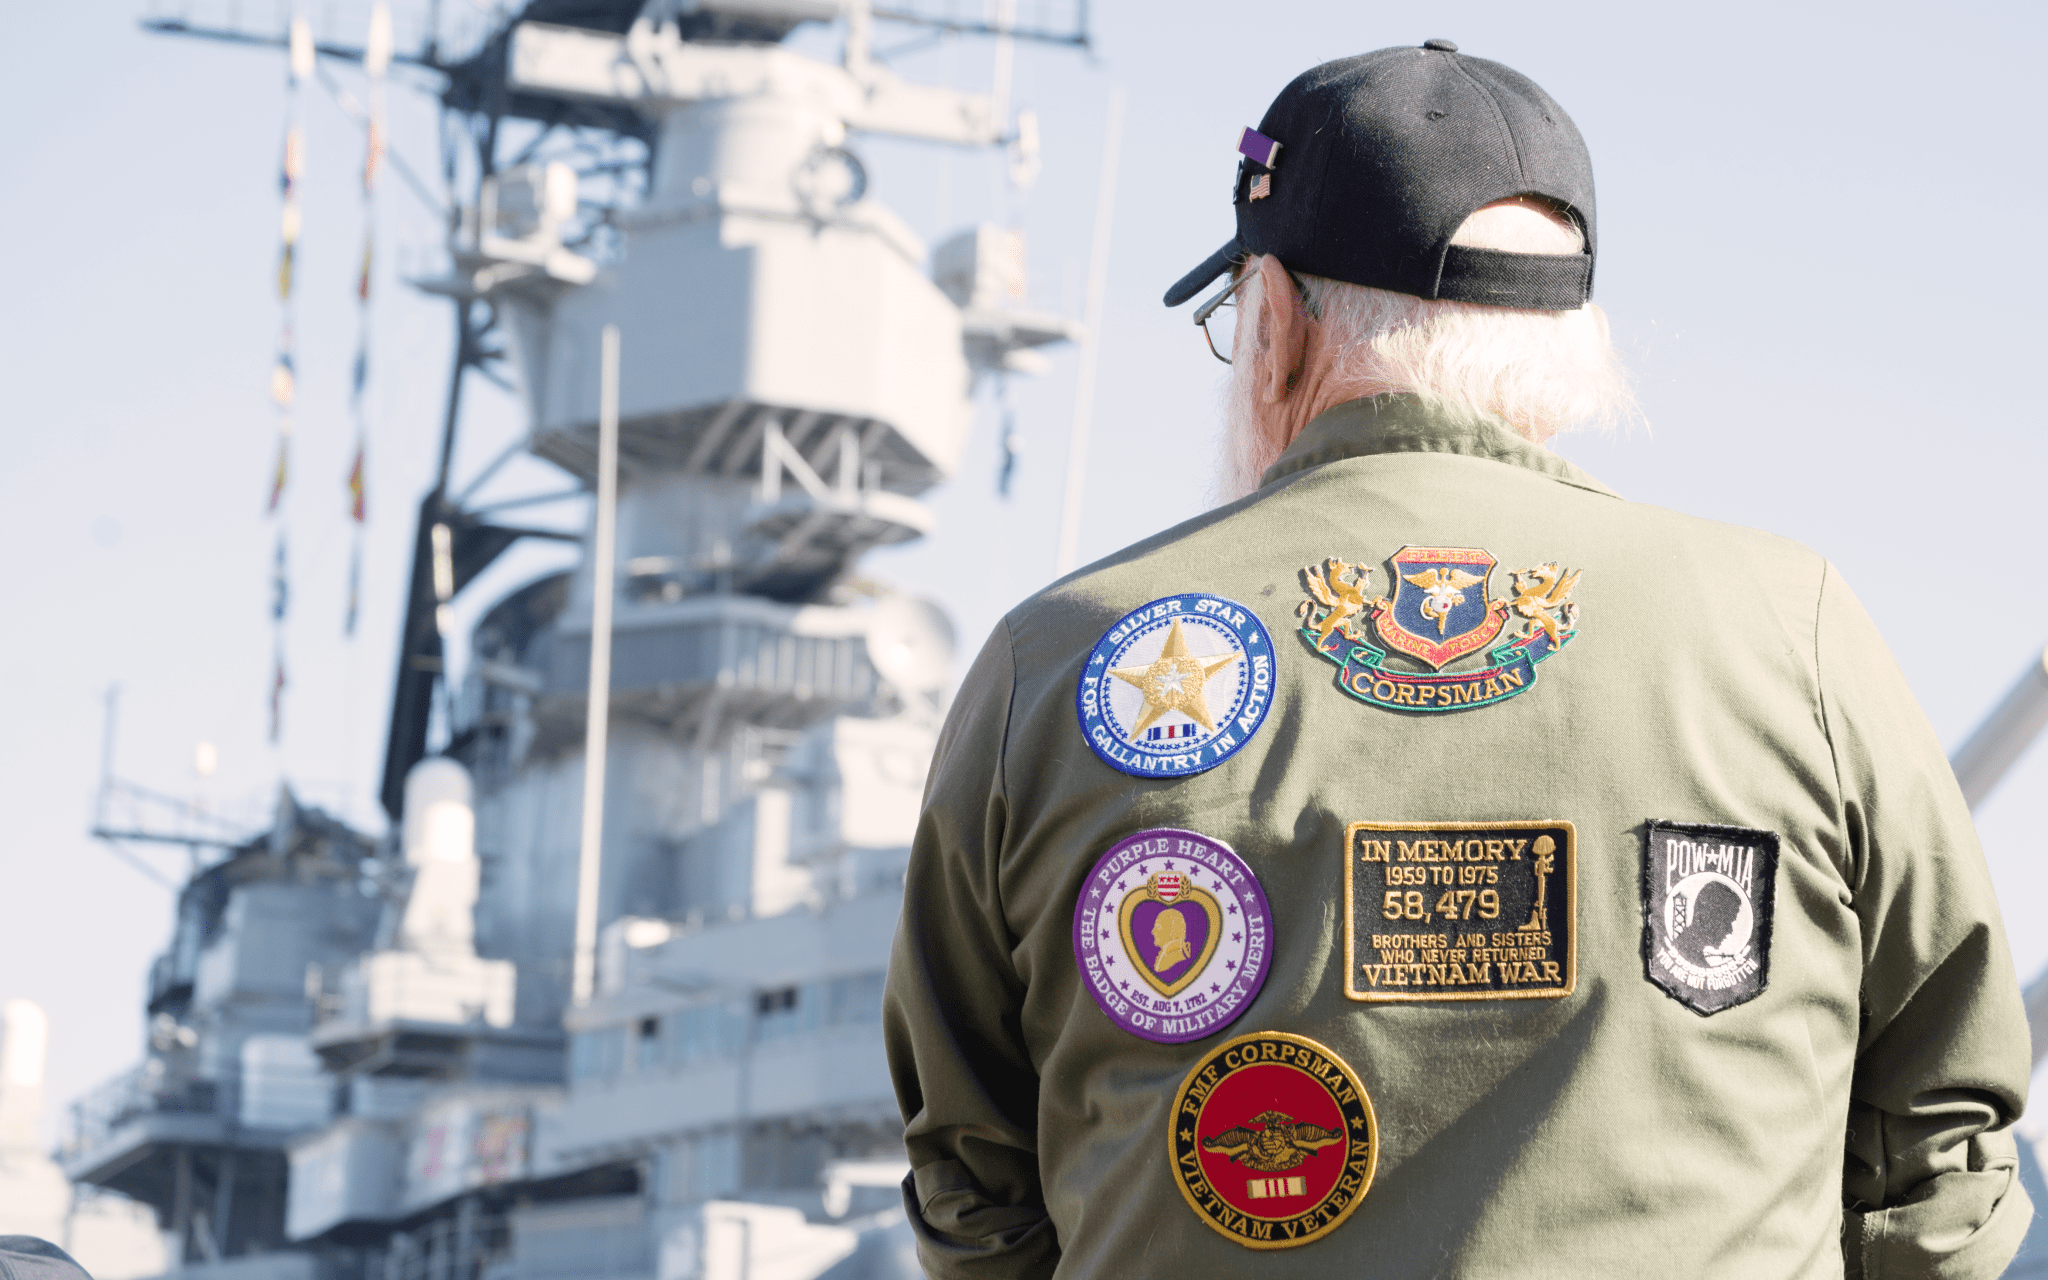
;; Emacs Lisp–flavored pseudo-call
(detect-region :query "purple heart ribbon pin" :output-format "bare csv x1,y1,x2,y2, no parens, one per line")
1237,126,1282,170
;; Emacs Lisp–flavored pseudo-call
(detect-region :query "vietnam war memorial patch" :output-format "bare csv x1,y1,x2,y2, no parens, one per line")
1641,821,1778,1016
1343,821,1576,1002
1169,1031,1377,1249
1077,593,1275,778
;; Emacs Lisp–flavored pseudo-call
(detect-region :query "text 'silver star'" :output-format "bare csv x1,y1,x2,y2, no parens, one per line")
1110,618,1240,734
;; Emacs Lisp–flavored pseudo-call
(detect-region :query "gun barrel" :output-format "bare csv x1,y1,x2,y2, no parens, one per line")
1951,643,2048,811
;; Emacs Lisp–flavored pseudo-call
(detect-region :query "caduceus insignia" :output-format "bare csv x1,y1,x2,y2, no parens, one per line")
1401,567,1487,637
1200,1109,1346,1172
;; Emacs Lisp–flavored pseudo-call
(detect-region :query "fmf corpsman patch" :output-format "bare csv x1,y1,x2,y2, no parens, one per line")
1642,821,1778,1016
1078,594,1274,777
1169,1031,1376,1249
1296,548,1580,712
1343,821,1576,1002
1074,829,1271,1044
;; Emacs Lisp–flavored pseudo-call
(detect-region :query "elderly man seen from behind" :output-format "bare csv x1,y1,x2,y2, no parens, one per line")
885,39,2030,1280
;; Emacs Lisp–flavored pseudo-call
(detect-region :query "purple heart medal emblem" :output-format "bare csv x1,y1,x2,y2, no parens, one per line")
1073,828,1272,1044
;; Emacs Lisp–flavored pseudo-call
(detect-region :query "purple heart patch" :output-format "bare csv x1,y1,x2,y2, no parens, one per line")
1073,828,1272,1044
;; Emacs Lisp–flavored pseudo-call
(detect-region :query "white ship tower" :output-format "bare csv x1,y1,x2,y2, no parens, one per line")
303,0,1077,1272
64,2,1082,1276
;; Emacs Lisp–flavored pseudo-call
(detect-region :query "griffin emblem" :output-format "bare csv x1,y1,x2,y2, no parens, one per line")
1200,1109,1345,1172
1506,563,1581,646
1401,566,1487,636
1297,558,1374,645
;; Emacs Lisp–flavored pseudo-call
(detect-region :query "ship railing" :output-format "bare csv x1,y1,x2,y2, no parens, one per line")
66,1064,232,1155
377,1210,510,1280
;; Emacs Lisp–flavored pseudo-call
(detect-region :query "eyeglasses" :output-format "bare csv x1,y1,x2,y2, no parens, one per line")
1193,270,1247,365
1192,265,1314,365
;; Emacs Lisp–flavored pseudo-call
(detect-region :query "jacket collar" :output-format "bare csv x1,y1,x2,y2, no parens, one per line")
1260,394,1620,498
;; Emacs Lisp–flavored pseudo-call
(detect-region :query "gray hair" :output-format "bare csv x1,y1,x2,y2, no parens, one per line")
1220,201,1638,487
1217,202,1636,500
1299,271,1635,440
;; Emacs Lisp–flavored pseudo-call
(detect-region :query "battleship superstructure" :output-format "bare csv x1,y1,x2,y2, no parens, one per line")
47,4,2048,1276
64,2,1083,1275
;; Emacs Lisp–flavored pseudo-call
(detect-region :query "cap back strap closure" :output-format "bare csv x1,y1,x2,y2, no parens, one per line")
1436,246,1592,310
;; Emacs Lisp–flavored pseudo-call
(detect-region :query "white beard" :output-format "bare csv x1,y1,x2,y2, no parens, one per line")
1210,348,1281,506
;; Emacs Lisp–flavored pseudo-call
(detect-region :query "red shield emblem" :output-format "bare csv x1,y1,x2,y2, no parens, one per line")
1154,872,1185,904
1375,546,1508,670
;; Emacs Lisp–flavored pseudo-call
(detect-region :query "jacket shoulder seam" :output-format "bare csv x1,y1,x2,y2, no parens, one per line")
997,614,1017,804
1814,560,1852,885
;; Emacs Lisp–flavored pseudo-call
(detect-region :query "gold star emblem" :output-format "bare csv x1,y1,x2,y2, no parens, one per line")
1110,618,1240,735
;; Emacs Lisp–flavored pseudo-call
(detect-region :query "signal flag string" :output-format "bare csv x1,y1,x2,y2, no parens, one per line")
268,13,315,743
346,4,392,638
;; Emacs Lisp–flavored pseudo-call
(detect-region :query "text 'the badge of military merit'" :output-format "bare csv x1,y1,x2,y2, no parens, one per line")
1297,547,1579,713
1344,821,1576,1002
1642,821,1778,1015
1074,828,1271,1043
1078,593,1274,777
1169,1031,1376,1249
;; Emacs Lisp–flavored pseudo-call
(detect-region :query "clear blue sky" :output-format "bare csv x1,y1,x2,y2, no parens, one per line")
4,0,2045,1143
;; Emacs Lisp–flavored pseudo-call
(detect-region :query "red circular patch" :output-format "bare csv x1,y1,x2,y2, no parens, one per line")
1169,1032,1377,1248
1196,1059,1349,1215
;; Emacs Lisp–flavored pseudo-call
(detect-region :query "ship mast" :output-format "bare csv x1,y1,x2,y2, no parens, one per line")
141,0,1089,824
76,4,1096,1271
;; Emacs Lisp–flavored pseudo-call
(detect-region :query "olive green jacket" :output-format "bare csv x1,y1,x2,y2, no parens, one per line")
884,394,2031,1278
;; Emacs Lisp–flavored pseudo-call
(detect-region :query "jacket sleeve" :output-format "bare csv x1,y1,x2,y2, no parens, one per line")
1819,563,2034,1279
883,618,1059,1280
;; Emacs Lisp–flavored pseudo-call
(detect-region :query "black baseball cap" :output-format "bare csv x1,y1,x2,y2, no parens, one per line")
1163,40,1596,311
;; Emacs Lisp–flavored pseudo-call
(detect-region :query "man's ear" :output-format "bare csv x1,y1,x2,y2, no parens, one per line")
1253,254,1308,405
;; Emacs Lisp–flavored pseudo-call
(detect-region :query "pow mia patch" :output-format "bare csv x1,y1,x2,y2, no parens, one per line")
1077,593,1274,778
1642,821,1779,1016
1169,1031,1377,1249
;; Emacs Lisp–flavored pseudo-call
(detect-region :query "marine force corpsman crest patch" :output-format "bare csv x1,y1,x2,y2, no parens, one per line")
1169,1031,1377,1249
1074,828,1272,1043
1296,547,1580,712
1642,821,1779,1015
1078,594,1274,777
